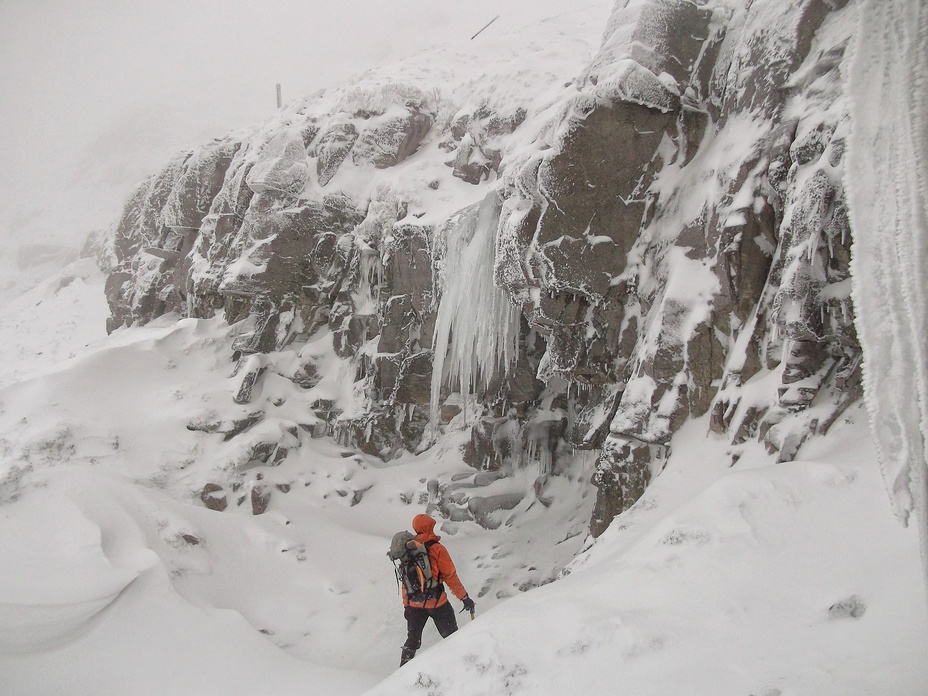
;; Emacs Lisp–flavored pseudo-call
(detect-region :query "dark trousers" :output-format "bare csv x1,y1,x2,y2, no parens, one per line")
403,601,458,651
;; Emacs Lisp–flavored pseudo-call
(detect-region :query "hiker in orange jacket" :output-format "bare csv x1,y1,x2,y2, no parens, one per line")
400,513,475,666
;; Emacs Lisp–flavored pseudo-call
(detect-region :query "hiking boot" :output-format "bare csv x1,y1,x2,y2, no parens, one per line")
400,646,416,666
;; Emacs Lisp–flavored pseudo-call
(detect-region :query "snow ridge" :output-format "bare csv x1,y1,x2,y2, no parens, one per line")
846,0,928,582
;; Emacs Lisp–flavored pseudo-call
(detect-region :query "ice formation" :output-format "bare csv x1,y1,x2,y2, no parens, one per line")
846,0,928,579
429,193,521,424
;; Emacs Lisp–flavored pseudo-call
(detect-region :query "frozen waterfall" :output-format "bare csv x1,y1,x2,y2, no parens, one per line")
429,193,521,425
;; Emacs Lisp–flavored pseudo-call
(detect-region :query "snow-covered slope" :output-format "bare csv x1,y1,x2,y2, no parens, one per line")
0,283,594,693
368,414,928,696
0,247,107,389
0,272,923,695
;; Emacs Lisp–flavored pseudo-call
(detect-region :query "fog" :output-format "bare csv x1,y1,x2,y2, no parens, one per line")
0,0,585,248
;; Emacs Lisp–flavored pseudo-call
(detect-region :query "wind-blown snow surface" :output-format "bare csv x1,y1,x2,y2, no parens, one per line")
846,0,928,582
0,268,595,695
2,266,926,695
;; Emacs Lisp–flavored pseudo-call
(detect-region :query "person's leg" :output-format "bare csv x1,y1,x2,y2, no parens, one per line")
429,600,459,639
401,606,429,665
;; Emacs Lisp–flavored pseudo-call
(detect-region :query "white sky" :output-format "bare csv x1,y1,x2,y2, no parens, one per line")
0,0,591,246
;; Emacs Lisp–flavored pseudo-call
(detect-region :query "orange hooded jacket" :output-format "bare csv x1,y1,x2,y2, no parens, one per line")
402,514,468,609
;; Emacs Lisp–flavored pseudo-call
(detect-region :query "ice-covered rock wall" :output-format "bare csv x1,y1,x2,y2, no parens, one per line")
104,0,865,535
494,0,859,534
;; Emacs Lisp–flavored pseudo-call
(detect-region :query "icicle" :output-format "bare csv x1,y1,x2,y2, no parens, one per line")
538,448,553,478
430,194,520,425
525,437,538,466
351,249,381,315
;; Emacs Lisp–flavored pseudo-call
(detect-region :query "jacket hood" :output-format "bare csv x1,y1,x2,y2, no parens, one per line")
412,514,438,537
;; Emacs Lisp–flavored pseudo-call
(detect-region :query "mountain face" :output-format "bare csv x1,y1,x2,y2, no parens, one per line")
102,0,859,537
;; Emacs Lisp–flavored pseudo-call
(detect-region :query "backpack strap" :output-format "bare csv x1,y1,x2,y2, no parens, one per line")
423,540,441,582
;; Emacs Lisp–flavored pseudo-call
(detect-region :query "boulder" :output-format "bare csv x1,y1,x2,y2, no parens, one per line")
245,129,310,195
468,493,524,529
590,437,657,537
352,108,432,169
250,485,271,515
200,483,228,512
162,139,239,231
313,121,358,186
464,416,520,471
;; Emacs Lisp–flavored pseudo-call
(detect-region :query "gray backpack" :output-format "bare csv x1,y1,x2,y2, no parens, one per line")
388,531,442,602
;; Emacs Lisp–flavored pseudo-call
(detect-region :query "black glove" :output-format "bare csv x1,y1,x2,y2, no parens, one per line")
461,595,476,613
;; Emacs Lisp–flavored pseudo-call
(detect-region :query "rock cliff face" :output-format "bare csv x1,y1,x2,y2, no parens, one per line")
104,0,860,535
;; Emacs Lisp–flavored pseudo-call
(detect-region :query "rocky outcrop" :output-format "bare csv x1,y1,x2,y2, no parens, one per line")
103,0,861,533
495,0,858,533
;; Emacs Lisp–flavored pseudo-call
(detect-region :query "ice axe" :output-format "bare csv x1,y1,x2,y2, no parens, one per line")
460,594,476,620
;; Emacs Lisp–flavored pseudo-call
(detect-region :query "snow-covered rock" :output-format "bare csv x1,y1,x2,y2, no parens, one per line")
101,0,876,542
